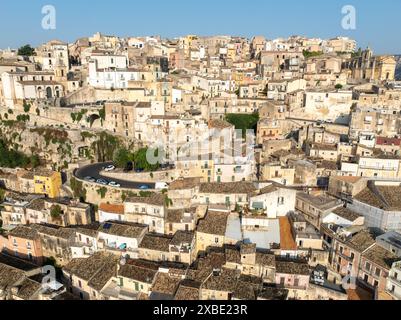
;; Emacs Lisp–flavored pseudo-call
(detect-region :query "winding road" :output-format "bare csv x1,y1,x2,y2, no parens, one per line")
74,162,156,190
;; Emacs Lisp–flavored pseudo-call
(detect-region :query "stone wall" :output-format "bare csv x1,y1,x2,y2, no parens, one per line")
100,168,177,183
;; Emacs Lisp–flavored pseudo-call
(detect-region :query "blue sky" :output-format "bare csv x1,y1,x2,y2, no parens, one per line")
1,0,400,54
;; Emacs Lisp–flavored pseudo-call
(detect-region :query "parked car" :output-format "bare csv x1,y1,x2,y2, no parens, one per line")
155,182,169,190
97,179,109,185
108,181,121,188
135,168,144,173
104,165,116,172
139,185,150,190
84,176,96,182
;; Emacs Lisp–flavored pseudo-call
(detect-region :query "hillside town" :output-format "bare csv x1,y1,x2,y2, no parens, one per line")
0,33,401,301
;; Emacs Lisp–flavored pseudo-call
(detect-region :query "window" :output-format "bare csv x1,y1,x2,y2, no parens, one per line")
373,280,379,287
375,268,381,277
78,280,82,288
215,237,219,244
365,262,371,271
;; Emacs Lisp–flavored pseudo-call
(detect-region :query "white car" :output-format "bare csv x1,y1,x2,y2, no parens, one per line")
104,165,116,172
108,181,121,188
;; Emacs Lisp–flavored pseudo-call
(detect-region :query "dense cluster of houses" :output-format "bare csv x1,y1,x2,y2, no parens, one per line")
0,33,401,300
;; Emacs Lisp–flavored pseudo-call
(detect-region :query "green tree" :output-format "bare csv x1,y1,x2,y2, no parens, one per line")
23,102,31,113
225,113,259,137
98,106,106,122
335,84,343,90
113,148,133,168
0,139,37,168
18,45,36,56
91,132,122,162
352,48,363,58
50,205,63,218
97,187,108,199
133,148,161,172
0,189,6,202
30,155,40,168
302,50,324,58
70,177,87,202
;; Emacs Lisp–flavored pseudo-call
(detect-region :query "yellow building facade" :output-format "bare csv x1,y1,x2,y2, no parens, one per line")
34,170,62,198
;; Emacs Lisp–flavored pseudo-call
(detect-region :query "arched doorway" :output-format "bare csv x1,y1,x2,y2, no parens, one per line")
37,86,43,99
46,87,53,99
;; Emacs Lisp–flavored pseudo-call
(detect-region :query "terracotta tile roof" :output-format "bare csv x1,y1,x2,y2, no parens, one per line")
332,207,361,222
0,263,25,289
208,119,233,129
169,178,201,190
233,278,260,300
63,252,118,291
275,260,310,275
26,198,45,211
98,222,147,238
31,224,76,239
225,248,241,264
151,273,181,296
376,137,401,146
362,244,398,270
346,229,377,252
170,231,194,246
13,278,42,300
197,211,229,236
139,234,172,252
187,251,226,283
255,252,276,267
126,193,166,206
8,225,39,240
202,268,239,292
259,184,278,195
199,182,257,194
174,280,201,300
166,209,184,223
355,186,401,211
279,217,297,250
119,260,159,284
99,203,124,215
